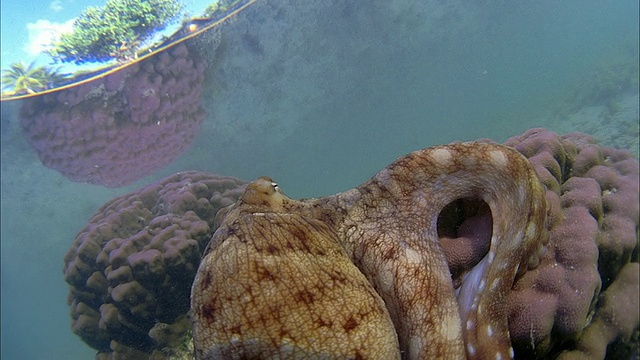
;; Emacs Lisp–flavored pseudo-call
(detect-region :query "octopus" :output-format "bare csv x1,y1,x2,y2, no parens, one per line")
191,141,549,359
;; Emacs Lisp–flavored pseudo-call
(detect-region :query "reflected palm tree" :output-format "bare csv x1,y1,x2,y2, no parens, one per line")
1,61,70,96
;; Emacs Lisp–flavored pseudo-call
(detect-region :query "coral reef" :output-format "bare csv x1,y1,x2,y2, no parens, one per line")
549,93,639,159
559,48,639,115
503,128,639,359
63,172,246,357
191,143,548,359
19,43,206,187
63,128,638,359
546,44,640,158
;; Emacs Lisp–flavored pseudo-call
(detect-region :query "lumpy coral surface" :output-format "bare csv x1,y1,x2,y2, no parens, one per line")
63,129,638,359
19,44,207,187
63,172,246,357
504,129,639,359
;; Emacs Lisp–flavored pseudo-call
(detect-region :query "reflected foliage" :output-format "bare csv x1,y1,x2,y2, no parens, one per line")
47,0,184,64
203,0,244,17
1,61,70,95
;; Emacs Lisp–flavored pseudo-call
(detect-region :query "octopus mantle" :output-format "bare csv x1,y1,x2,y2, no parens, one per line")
191,142,548,359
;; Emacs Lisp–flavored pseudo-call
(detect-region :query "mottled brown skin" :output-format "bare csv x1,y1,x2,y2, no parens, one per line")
191,142,548,360
191,185,400,359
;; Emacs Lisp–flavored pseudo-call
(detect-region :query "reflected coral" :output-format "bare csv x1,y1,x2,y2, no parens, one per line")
19,44,206,187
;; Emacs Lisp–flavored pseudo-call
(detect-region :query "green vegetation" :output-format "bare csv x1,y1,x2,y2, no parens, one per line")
1,61,70,95
47,0,185,64
203,0,244,18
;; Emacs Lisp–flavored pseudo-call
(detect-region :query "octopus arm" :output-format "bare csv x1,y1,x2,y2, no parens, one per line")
341,142,547,360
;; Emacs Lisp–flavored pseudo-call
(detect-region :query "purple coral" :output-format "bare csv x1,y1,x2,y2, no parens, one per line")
435,128,637,358
503,128,639,359
63,128,638,358
63,172,246,357
19,44,206,188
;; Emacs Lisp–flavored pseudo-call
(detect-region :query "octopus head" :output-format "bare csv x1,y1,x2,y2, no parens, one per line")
215,177,292,226
240,176,288,208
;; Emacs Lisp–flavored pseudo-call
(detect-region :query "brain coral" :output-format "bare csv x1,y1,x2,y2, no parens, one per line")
63,172,246,358
503,128,639,359
19,43,207,188
63,128,638,359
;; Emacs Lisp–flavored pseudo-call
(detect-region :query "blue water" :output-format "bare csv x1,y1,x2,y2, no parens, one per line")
1,0,638,358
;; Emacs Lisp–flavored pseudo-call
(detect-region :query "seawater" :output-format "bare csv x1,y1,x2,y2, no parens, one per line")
1,0,638,358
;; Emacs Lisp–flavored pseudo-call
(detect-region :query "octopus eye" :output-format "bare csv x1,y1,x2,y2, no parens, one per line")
271,182,279,191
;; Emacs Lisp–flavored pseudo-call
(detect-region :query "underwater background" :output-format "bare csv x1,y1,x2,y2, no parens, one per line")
1,0,638,358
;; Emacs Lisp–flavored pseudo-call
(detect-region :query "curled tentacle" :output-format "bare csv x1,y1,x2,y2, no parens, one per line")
191,142,548,360
334,142,547,359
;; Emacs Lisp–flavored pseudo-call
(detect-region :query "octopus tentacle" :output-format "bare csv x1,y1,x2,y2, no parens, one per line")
346,221,466,359
191,142,548,360
334,142,547,359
